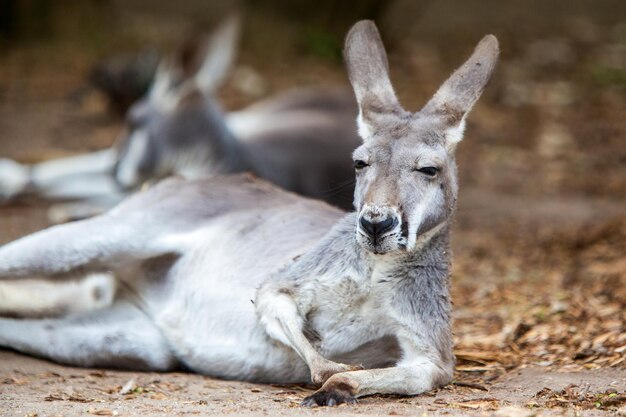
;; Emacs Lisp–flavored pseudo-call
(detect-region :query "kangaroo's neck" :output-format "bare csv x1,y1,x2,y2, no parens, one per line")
204,101,253,173
363,222,451,283
173,100,251,177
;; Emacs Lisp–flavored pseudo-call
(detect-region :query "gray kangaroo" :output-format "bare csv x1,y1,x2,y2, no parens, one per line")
0,17,360,215
0,21,498,406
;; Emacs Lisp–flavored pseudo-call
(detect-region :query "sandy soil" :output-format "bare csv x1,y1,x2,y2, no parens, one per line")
1,350,624,417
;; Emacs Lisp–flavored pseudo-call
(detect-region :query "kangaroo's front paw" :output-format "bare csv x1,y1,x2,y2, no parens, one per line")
301,387,357,407
310,360,363,386
0,158,29,202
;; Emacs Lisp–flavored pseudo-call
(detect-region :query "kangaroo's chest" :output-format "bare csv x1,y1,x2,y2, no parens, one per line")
307,269,398,356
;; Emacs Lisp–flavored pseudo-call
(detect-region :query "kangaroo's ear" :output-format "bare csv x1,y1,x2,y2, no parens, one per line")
148,16,241,108
149,56,184,109
421,35,499,144
192,15,241,93
344,20,401,140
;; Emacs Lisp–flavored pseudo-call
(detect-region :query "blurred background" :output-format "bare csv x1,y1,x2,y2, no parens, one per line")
0,0,624,380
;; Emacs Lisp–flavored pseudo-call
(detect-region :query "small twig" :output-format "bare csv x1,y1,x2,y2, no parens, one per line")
452,381,489,391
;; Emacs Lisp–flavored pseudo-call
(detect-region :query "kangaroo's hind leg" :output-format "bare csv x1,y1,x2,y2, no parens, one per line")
0,298,177,371
0,206,179,280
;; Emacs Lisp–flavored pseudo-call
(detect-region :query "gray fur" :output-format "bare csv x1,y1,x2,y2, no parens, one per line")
118,87,359,209
0,297,176,371
114,17,360,209
0,21,498,406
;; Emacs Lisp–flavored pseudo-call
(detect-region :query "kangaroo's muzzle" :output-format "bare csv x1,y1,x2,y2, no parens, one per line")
356,205,403,254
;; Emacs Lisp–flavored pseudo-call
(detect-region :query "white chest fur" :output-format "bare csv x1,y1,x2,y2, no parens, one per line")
306,257,401,357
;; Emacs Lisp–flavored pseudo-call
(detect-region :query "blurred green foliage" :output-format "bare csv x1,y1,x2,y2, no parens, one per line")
301,28,342,62
591,67,626,90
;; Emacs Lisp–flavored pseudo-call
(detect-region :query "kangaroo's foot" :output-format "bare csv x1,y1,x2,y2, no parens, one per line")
301,380,357,407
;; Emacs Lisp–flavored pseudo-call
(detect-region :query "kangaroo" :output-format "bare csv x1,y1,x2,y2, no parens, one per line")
0,16,360,217
0,21,498,406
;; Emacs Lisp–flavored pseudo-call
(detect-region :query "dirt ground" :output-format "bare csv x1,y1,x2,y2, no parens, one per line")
0,1,624,416
1,350,624,417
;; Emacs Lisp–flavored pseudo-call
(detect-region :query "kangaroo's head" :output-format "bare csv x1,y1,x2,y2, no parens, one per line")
114,16,241,188
344,21,498,255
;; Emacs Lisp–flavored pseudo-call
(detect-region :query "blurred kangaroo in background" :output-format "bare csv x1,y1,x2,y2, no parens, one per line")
0,16,360,220
0,21,498,406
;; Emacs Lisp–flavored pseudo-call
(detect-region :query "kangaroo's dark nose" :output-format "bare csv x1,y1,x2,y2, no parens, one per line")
360,216,396,238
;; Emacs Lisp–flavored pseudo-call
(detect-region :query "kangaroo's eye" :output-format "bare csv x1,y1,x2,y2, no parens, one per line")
415,166,439,176
354,160,369,170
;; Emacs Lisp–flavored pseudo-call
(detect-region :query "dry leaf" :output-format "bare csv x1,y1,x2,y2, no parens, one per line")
119,378,136,395
87,408,116,416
